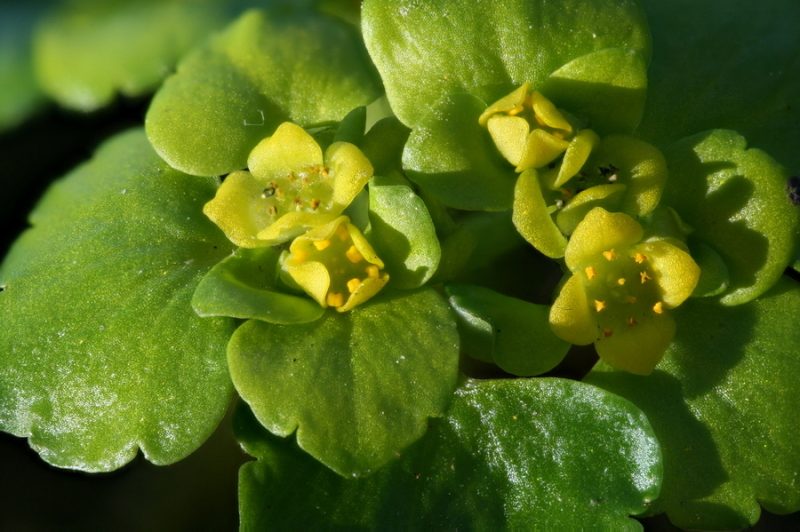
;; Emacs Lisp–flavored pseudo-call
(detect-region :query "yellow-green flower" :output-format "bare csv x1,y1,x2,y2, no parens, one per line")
481,84,667,259
203,122,373,247
549,207,700,375
281,216,389,312
479,82,596,180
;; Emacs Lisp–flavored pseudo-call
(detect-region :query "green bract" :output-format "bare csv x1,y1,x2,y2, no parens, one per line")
0,130,234,471
237,378,662,529
146,7,382,177
227,289,459,476
586,279,800,529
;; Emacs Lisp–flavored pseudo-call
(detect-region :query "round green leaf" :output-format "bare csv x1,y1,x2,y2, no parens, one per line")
367,175,441,289
33,0,236,112
0,130,235,472
585,278,800,529
146,8,382,177
637,0,800,172
663,130,800,305
192,247,325,324
402,93,515,211
0,4,45,131
227,289,460,477
362,0,650,128
446,284,570,376
237,378,662,529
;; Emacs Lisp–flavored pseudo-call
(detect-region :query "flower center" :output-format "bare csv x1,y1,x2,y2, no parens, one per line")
261,164,335,222
582,249,663,338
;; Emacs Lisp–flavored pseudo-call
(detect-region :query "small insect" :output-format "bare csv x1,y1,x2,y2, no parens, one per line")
786,176,800,206
261,185,276,198
598,164,619,183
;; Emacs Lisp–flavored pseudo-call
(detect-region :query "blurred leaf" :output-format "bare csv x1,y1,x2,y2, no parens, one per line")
362,0,650,128
146,8,382,177
33,0,246,112
227,289,459,477
637,0,800,172
237,378,662,529
586,279,800,529
663,129,800,305
0,3,45,131
0,129,235,472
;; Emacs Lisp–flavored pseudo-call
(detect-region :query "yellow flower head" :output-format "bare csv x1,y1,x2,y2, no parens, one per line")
549,207,701,375
281,216,389,312
479,83,597,181
203,122,373,247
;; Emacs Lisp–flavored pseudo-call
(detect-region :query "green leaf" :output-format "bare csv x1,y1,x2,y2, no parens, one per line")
146,8,382,177
585,278,800,529
446,284,570,376
402,93,516,211
367,175,441,289
663,130,800,305
0,130,235,472
637,0,800,172
237,378,662,529
192,247,325,324
362,0,650,128
33,0,237,112
227,289,459,477
0,4,45,131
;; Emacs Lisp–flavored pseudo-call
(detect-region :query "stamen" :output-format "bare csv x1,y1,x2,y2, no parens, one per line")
617,278,626,286
345,246,363,264
652,301,664,314
310,199,321,210
313,239,330,251
602,249,617,261
634,253,647,264
327,292,344,307
584,266,597,280
336,224,350,241
366,265,380,278
347,278,362,293
640,271,652,284
594,300,606,312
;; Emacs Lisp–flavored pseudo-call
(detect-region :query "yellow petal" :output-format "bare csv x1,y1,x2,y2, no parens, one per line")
248,122,323,180
530,91,573,132
516,129,570,172
636,240,701,307
478,82,530,126
549,274,596,345
554,129,600,188
487,115,530,167
512,169,567,258
282,260,331,307
595,312,676,375
555,183,626,235
565,207,644,271
203,171,273,248
327,141,374,209
256,211,338,245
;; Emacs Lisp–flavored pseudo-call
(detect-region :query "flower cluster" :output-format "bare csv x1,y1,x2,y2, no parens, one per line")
203,122,388,312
